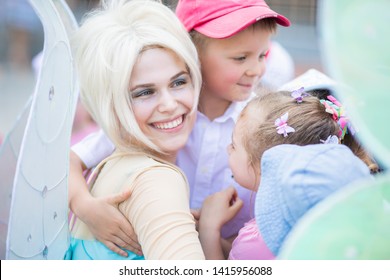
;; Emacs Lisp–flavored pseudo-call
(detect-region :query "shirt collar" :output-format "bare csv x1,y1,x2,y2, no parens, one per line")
209,92,255,123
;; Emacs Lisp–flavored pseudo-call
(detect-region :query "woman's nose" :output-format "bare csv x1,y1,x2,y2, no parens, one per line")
158,89,178,113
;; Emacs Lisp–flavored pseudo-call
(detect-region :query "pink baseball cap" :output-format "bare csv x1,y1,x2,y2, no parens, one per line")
176,0,290,39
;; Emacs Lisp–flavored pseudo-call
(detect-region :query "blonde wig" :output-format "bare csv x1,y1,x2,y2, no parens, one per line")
73,0,201,155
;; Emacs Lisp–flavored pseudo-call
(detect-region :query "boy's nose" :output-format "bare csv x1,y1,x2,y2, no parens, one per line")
246,60,266,77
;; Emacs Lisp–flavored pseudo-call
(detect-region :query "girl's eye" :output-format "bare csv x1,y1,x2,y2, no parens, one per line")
132,89,155,98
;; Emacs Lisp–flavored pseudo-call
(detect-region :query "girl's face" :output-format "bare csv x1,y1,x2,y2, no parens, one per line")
199,27,271,104
129,48,196,158
227,117,260,190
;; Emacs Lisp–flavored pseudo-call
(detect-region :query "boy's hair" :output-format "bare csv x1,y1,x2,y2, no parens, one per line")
176,0,289,39
73,0,201,155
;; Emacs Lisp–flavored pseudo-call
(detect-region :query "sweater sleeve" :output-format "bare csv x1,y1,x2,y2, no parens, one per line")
119,166,205,260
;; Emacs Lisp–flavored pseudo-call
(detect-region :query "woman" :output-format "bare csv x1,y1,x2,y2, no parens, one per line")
67,0,204,260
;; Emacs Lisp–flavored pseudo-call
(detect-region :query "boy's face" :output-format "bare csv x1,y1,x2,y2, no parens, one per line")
199,26,271,103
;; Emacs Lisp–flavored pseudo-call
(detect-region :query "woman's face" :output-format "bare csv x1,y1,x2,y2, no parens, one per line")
129,48,196,157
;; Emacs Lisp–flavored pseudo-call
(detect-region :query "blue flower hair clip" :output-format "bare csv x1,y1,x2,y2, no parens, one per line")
291,87,309,103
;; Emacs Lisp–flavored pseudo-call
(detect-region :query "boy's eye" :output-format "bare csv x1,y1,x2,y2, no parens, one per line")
234,56,246,61
259,53,267,60
132,89,155,98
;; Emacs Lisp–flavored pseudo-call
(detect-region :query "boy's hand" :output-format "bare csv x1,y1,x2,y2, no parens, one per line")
69,151,141,257
77,190,142,257
190,208,200,231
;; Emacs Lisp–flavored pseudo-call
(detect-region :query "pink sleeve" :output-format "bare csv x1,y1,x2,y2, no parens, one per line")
228,218,275,260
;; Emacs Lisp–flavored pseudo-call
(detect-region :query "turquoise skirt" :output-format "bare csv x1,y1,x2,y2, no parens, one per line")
64,238,145,260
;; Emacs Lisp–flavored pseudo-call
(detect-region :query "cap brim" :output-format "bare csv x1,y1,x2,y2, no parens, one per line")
194,6,290,39
279,68,337,92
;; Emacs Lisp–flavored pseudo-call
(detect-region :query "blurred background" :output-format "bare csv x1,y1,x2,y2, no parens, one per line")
0,0,322,142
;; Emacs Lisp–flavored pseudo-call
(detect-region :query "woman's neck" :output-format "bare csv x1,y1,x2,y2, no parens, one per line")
198,93,232,121
117,147,177,165
161,153,177,164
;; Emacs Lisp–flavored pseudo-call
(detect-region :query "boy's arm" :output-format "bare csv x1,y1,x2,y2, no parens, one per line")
68,151,142,257
198,187,243,260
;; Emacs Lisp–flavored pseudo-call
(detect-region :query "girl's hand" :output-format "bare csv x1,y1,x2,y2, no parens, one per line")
198,186,243,259
199,186,243,232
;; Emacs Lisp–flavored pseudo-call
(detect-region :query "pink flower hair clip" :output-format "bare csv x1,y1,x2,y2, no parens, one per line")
320,95,356,139
275,112,295,137
291,87,309,103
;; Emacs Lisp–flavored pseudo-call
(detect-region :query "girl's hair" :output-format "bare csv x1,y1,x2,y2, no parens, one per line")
240,91,379,173
308,89,380,173
189,18,278,54
72,0,201,155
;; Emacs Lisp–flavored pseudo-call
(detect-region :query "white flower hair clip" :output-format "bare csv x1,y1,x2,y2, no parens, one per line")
275,112,295,138
320,135,339,144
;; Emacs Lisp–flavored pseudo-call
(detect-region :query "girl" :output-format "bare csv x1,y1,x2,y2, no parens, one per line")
67,0,204,259
198,89,372,259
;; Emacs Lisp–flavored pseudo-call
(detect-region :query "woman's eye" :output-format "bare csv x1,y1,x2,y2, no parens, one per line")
132,89,154,98
172,78,188,88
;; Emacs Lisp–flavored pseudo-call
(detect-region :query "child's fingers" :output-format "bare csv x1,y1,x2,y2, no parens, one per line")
103,240,130,258
229,197,243,215
107,190,132,205
191,208,201,220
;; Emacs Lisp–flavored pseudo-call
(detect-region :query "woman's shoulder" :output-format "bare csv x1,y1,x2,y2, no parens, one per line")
114,153,181,172
110,152,188,185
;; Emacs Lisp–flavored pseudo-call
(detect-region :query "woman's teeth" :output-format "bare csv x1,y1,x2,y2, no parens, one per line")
153,116,183,129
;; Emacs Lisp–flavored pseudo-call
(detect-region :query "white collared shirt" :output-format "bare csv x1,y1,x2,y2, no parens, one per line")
177,100,254,238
